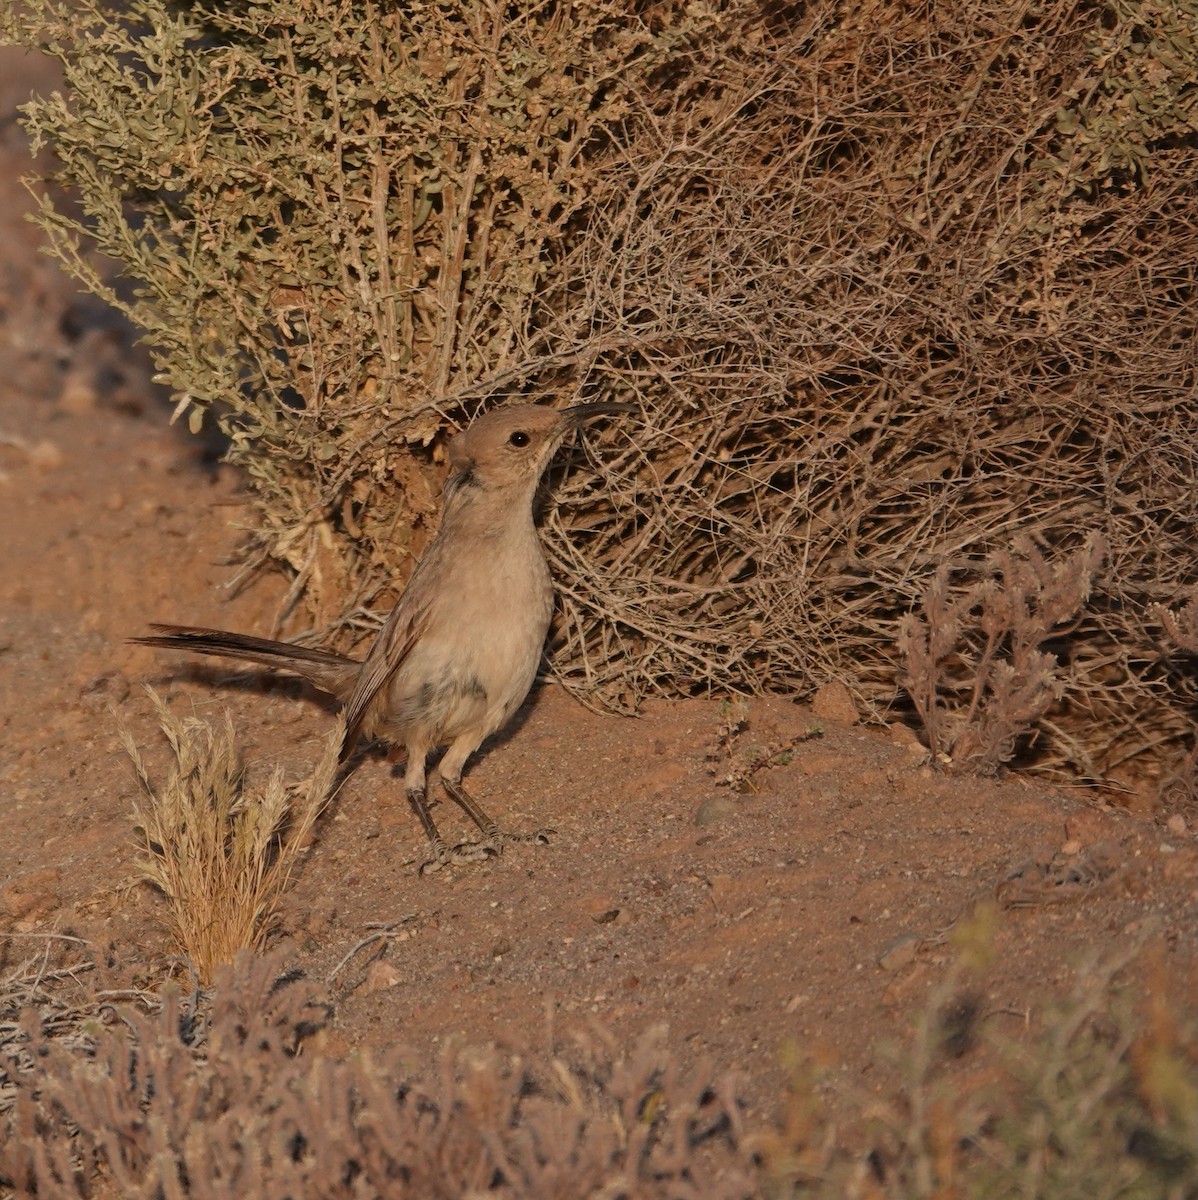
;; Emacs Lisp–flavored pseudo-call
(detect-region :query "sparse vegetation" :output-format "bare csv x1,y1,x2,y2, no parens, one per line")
1,932,1192,1198
0,4,1195,1195
897,537,1105,775
705,700,823,794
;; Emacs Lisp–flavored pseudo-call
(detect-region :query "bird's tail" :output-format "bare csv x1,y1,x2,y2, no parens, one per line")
130,624,360,699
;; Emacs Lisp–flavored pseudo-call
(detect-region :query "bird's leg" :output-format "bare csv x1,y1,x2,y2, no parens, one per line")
436,736,553,862
439,777,502,860
408,784,455,875
400,741,456,875
440,777,553,860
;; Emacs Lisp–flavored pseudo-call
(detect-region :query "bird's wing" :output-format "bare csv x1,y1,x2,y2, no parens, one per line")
338,591,429,762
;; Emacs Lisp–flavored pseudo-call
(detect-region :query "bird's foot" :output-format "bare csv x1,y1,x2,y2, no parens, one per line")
450,826,554,860
500,826,555,847
418,827,554,874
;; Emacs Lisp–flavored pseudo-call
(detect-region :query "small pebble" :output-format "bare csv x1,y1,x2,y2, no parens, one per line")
358,960,401,994
877,934,921,972
694,794,737,827
58,375,98,415
29,440,64,470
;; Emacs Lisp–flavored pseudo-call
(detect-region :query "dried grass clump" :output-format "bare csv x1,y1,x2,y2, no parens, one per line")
3,0,1195,791
120,689,342,983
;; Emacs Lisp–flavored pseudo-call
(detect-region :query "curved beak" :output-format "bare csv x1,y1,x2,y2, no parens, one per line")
561,401,636,425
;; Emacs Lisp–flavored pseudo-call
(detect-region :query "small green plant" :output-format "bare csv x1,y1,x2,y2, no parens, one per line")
0,0,734,624
705,699,823,793
1045,0,1198,194
119,688,342,982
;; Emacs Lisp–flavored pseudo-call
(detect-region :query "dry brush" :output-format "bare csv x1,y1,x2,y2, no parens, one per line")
2,0,1195,795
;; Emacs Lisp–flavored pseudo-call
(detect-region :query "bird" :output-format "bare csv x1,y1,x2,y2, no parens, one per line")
131,402,629,873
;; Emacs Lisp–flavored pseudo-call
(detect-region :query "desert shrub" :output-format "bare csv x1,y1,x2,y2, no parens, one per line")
0,0,739,623
844,930,1198,1200
897,537,1106,773
1,951,759,1199
536,0,1197,796
2,0,1195,791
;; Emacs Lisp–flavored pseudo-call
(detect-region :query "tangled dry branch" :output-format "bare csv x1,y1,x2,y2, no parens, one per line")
537,1,1197,796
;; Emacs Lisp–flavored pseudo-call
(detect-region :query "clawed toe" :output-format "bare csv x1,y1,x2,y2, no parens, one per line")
450,828,553,859
419,827,553,872
418,851,450,876
510,826,554,846
491,826,554,849
448,837,501,864
420,825,554,873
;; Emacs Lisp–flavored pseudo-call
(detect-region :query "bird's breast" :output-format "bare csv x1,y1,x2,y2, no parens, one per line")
384,528,554,743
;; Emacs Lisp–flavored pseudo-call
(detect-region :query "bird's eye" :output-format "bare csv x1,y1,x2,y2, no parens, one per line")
509,430,530,447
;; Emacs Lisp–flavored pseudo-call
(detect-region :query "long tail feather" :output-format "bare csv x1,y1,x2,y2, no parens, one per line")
130,624,360,698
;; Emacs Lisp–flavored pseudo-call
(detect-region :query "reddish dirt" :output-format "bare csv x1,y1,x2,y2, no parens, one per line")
1,48,1194,1126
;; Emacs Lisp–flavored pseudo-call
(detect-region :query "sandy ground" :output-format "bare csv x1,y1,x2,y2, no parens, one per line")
1,48,1194,1131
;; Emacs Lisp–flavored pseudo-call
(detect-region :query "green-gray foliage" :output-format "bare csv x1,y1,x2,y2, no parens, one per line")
1049,0,1198,189
2,0,726,610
